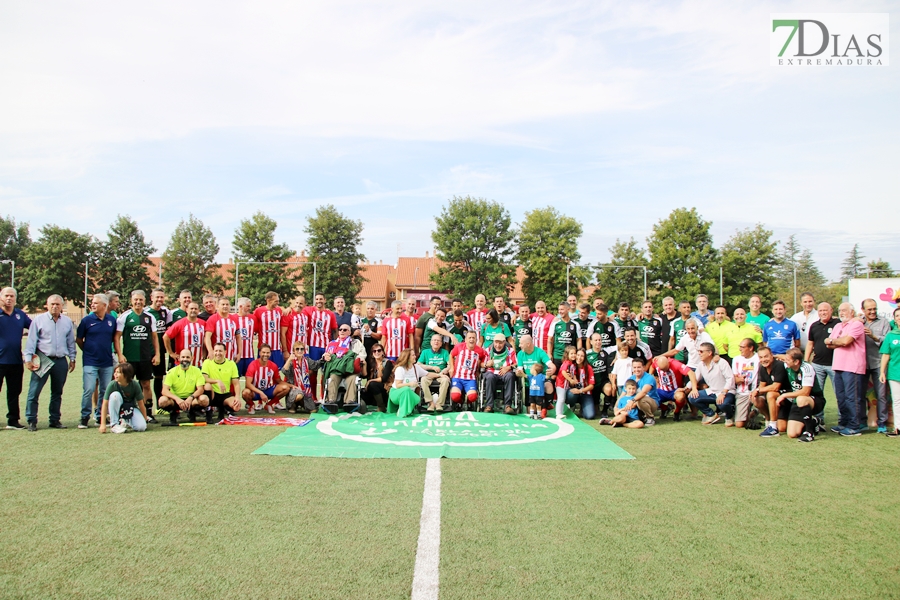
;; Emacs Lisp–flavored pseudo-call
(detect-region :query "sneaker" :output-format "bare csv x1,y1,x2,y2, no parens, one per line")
702,414,721,425
206,411,215,425
162,411,179,427
78,417,89,429
813,416,824,435
48,422,67,429
830,425,844,434
858,425,869,432
146,415,158,424
94,416,102,426
598,418,612,426
840,428,862,437
156,408,169,416
798,431,815,443
266,405,276,415
877,426,887,434
187,408,197,423
724,418,734,428
644,418,656,427
759,425,779,437
886,429,900,438
673,412,682,423
483,406,493,413
504,406,515,415
5,422,26,430
659,404,671,420
111,420,127,434
247,406,256,415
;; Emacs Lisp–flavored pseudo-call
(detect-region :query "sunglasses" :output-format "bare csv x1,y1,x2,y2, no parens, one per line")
373,349,384,353
339,328,351,332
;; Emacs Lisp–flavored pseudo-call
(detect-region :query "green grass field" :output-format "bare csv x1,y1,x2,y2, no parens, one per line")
2,363,898,599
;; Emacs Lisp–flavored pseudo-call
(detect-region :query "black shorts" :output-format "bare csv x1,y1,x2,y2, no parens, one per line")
552,358,562,371
528,395,548,409
211,392,233,407
132,360,154,382
152,360,166,378
788,396,826,422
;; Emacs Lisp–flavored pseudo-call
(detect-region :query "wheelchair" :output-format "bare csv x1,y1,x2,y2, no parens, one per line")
318,358,366,414
477,368,524,414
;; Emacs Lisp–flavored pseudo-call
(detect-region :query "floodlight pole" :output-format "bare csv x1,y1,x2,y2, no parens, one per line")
719,266,723,306
234,261,316,302
84,256,90,309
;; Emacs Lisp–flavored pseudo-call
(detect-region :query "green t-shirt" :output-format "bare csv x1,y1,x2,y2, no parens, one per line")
786,362,823,398
416,313,439,348
145,306,169,346
417,348,450,371
480,322,511,348
512,318,531,351
746,313,770,331
116,309,157,362
879,330,900,381
551,319,578,360
103,379,143,409
201,358,239,394
516,347,551,374
448,323,471,344
164,365,205,398
171,308,187,323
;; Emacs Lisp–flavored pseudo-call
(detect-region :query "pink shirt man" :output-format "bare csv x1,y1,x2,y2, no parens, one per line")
831,320,866,374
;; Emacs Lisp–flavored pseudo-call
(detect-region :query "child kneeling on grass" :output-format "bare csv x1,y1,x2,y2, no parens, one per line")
99,363,147,434
599,379,644,429
528,362,547,419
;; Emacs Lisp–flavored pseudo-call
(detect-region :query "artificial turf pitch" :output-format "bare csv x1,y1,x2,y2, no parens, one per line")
2,363,899,599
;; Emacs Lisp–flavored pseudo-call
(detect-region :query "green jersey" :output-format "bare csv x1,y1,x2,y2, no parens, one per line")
103,379,143,409
145,306,169,348
551,319,580,360
480,322,511,348
448,323,471,344
415,312,435,347
516,347,551,374
418,348,450,371
201,358,239,394
786,362,823,399
512,318,532,351
879,331,900,380
171,308,187,323
746,313,770,331
116,309,157,362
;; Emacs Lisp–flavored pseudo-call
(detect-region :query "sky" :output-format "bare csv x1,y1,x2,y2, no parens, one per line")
1,0,897,281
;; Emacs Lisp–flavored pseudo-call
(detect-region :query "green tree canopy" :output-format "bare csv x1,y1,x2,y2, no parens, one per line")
94,215,156,297
773,235,826,312
18,225,94,309
720,224,778,311
647,207,718,300
431,196,517,301
595,238,649,309
865,258,893,277
840,243,865,281
0,215,31,288
231,211,302,306
302,205,365,304
161,214,226,297
517,207,586,308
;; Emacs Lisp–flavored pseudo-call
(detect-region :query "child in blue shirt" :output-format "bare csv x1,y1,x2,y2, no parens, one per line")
599,379,644,428
527,362,547,419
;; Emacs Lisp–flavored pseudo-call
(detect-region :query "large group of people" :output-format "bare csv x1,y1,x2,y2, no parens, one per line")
1,284,898,442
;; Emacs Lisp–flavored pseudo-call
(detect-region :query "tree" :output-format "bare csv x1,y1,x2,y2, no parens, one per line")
840,244,865,281
161,215,226,297
772,235,827,312
720,224,778,311
646,208,718,301
431,196,517,301
231,211,302,306
94,215,156,296
595,238,648,309
18,225,94,309
517,207,587,308
865,258,893,277
302,205,365,304
0,216,31,287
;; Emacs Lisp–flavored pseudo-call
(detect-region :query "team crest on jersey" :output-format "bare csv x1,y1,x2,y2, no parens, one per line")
392,328,400,337
15,314,20,320
464,358,473,369
894,339,899,346
240,328,248,337
191,334,200,346
267,323,277,332
224,331,233,341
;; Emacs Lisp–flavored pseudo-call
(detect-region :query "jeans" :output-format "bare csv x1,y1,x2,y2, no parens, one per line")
483,371,516,410
690,390,735,419
834,370,864,431
108,391,147,431
25,357,70,424
864,368,889,427
0,363,25,425
812,363,835,397
82,365,114,420
565,390,596,419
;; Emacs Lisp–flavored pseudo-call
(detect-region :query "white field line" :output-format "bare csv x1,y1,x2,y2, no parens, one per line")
411,458,441,600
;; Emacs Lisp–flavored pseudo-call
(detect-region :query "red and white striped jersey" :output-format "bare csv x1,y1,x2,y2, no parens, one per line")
205,314,240,361
245,359,281,391
234,314,256,360
165,318,206,367
466,308,488,334
451,344,488,380
283,309,309,349
529,313,555,352
402,312,417,332
381,316,409,358
253,306,283,351
304,307,337,349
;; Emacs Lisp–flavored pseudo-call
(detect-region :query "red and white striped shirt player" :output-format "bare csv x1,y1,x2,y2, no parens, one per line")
234,312,256,360
205,313,240,361
254,303,283,353
381,315,410,360
165,317,207,367
529,302,556,352
450,340,488,380
283,308,309,350
304,306,337,350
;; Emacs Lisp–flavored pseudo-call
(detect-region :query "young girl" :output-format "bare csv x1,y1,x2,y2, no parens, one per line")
609,342,633,396
554,345,577,419
99,363,147,434
599,379,644,428
528,362,547,419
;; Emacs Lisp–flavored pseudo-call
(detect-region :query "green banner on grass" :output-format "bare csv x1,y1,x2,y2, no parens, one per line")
253,410,633,460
